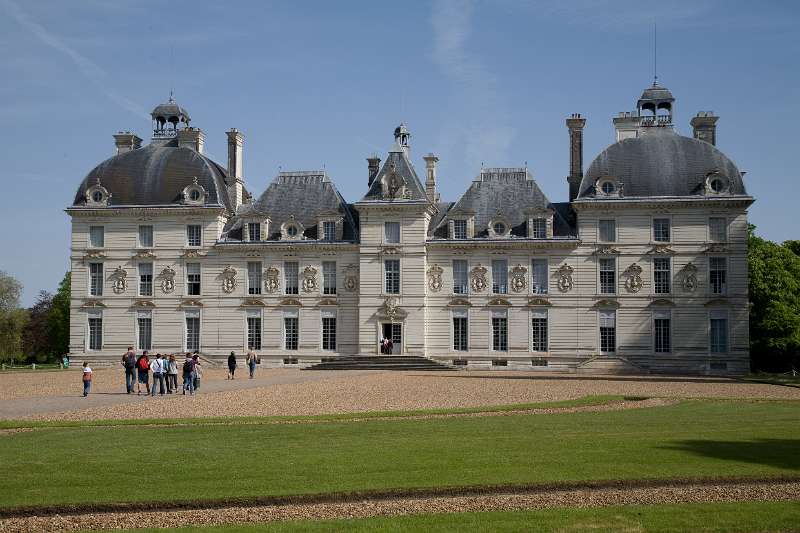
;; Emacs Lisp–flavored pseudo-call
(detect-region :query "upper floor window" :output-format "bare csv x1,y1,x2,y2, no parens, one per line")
453,259,468,294
186,263,201,296
653,258,671,294
709,217,727,242
530,218,546,239
710,257,727,295
138,225,154,248
322,221,336,241
323,261,336,295
384,222,400,244
384,259,400,294
186,225,202,247
599,219,616,242
599,258,616,295
492,259,508,294
248,262,262,295
284,262,299,295
89,226,104,248
653,218,670,242
247,223,261,242
453,219,467,239
138,262,153,297
531,258,548,295
89,263,103,296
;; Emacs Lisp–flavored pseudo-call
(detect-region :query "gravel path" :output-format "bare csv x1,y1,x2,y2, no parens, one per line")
1,479,797,532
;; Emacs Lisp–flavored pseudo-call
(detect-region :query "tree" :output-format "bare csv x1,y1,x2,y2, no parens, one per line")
0,271,27,364
22,291,54,362
0,270,21,312
47,272,71,358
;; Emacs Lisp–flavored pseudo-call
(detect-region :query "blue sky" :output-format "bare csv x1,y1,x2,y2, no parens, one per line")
0,0,797,306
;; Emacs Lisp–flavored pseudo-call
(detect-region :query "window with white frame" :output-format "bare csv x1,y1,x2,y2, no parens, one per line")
452,309,468,351
185,309,200,352
453,219,467,239
653,257,671,294
138,225,154,248
248,262,262,295
709,310,728,353
531,218,546,239
284,262,299,295
384,259,400,294
654,310,671,353
247,222,261,242
89,226,104,248
247,309,262,350
531,258,548,294
284,309,299,350
138,262,153,297
137,310,152,351
323,261,337,295
599,219,616,242
492,259,508,294
491,309,508,352
599,258,616,295
531,309,548,352
322,309,337,350
599,310,616,353
322,221,336,241
186,224,202,247
87,310,103,351
653,218,670,242
186,263,201,296
710,257,727,295
384,221,400,244
89,263,103,296
709,217,727,242
453,259,468,294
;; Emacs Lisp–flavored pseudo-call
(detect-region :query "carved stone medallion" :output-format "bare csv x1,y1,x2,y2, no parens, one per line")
159,266,176,294
302,265,318,293
221,265,238,293
470,264,488,293
557,263,574,293
264,265,280,294
111,266,128,294
680,262,698,293
344,264,359,293
510,264,528,293
427,264,443,292
623,263,644,293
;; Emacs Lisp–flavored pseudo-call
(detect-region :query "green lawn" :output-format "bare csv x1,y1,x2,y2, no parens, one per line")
2,400,799,510
743,372,800,388
105,501,800,533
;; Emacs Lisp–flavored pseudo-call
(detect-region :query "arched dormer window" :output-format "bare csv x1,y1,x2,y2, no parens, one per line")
85,182,111,207
488,217,511,238
182,177,206,205
281,216,305,241
595,176,622,198
705,171,729,195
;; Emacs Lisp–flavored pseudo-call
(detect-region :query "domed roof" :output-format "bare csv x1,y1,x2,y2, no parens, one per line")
579,129,746,198
639,83,674,103
150,95,190,127
73,143,232,210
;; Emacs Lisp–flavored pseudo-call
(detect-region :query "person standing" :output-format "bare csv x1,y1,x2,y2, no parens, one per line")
150,354,165,396
166,354,178,394
136,351,150,395
82,362,92,397
246,350,257,379
227,351,237,380
122,347,136,394
192,353,202,391
182,353,195,395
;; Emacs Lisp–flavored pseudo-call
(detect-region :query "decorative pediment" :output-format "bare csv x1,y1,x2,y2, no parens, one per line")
220,265,238,293
381,164,411,200
557,263,574,293
379,246,401,255
527,297,552,307
647,244,676,255
704,298,730,308
241,298,266,307
181,249,207,259
179,299,203,308
593,298,620,309
487,297,512,307
132,249,157,260
278,297,302,307
594,246,620,255
81,299,106,309
623,263,644,293
317,298,338,306
648,298,675,307
447,298,472,307
703,243,728,254
132,299,156,308
244,250,262,258
110,266,128,294
377,296,406,319
427,264,443,292
82,250,106,262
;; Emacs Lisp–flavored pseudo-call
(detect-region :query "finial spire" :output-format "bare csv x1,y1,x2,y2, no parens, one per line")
168,89,174,103
653,20,658,86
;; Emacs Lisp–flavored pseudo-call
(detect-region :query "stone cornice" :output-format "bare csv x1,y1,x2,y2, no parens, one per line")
215,242,359,253
66,206,227,217
426,239,579,250
572,196,754,211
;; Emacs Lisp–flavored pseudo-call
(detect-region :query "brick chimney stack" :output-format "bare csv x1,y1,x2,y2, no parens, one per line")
113,132,142,155
423,153,440,203
226,128,245,211
566,113,586,202
690,112,719,146
367,155,381,187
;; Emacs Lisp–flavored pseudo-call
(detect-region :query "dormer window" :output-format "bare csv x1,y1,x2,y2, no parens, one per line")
489,218,510,238
453,219,467,239
247,222,261,242
281,217,304,241
182,178,206,205
530,218,546,239
596,177,621,197
85,183,111,207
705,172,729,195
601,181,615,195
287,225,298,237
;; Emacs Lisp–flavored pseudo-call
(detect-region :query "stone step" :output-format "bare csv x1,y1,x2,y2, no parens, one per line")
575,356,646,375
306,355,454,371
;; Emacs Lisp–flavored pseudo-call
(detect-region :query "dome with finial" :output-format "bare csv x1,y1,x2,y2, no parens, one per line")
150,92,191,133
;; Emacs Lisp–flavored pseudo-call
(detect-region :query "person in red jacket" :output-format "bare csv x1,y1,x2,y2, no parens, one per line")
136,351,150,395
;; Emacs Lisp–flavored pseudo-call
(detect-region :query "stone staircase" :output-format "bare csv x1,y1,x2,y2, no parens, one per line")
576,356,647,375
305,355,455,371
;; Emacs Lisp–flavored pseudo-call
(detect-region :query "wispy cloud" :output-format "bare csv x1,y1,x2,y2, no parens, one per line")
1,0,149,120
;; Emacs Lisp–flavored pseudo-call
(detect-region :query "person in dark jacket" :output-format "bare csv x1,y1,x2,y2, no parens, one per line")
228,351,237,379
121,347,136,394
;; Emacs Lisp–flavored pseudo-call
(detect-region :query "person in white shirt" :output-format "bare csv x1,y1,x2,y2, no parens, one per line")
82,362,92,397
150,354,165,396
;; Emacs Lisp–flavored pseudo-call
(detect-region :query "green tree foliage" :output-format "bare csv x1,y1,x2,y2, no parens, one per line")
748,226,800,371
47,272,71,357
22,291,54,362
0,270,27,364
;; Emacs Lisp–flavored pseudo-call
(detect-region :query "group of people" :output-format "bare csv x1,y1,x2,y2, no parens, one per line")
379,336,395,355
121,348,203,396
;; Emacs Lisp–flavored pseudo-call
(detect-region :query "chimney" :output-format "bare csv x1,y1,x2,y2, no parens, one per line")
566,113,586,202
690,112,719,146
113,132,142,155
423,153,440,203
367,155,381,187
226,128,245,211
177,127,205,153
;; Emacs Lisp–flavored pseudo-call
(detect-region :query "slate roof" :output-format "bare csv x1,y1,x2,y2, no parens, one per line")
73,141,233,210
639,83,674,103
579,129,747,199
360,144,428,202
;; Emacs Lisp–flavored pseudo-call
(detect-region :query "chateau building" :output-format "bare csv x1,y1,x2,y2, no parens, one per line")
68,83,753,374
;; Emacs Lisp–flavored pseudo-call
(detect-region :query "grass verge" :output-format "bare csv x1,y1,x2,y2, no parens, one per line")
741,372,800,388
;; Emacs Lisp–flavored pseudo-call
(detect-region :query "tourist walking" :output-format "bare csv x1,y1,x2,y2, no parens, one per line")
166,354,178,393
227,351,237,379
246,350,258,379
136,351,150,395
122,347,136,394
182,353,195,395
192,353,202,391
150,354,165,396
82,362,92,397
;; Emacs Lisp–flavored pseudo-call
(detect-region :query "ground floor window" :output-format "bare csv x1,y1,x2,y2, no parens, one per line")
709,310,728,354
322,310,336,351
531,309,548,352
87,310,102,350
185,310,200,352
284,310,299,350
599,310,616,353
452,309,468,351
491,310,508,352
247,310,262,350
654,311,671,353
137,310,152,351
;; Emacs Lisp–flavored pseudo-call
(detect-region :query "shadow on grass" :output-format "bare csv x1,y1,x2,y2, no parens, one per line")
660,439,800,470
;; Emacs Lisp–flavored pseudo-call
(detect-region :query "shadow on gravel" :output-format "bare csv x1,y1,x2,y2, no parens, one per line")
660,439,800,470
416,374,737,385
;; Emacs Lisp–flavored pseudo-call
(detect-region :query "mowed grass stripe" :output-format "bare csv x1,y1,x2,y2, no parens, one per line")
1,401,798,508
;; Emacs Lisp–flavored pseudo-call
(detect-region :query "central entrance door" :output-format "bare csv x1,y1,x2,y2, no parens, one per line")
381,323,402,355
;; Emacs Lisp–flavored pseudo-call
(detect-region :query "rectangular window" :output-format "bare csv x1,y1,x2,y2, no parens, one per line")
384,259,400,294
653,218,670,242
284,262,299,295
531,258,548,294
186,224,202,247
89,226,104,248
599,219,616,242
710,310,728,354
599,310,616,353
453,259,468,294
599,258,616,295
654,311,671,353
323,261,337,295
709,217,727,242
710,257,727,295
322,310,337,351
248,262,262,295
492,310,508,352
531,309,548,352
138,225,154,248
137,310,152,351
247,222,261,242
492,259,508,294
186,263,201,296
384,221,400,244
185,310,200,352
89,263,103,296
653,257,671,294
452,309,468,351
87,310,102,351
247,309,262,350
322,221,336,241
138,262,153,297
453,219,467,239
531,218,546,239
284,311,298,350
